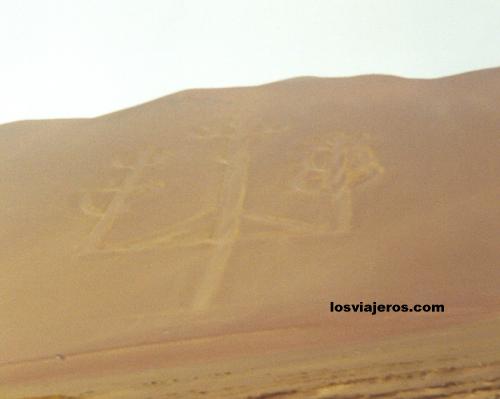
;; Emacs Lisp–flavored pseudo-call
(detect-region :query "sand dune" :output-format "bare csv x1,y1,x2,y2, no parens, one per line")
0,67,499,398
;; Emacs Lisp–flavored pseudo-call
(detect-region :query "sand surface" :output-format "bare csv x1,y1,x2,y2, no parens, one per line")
0,67,499,398
1,316,499,398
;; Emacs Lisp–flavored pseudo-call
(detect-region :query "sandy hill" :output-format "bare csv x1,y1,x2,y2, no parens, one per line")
0,68,499,398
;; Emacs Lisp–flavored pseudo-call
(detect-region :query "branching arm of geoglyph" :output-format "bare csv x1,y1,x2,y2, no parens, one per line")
292,134,383,234
78,148,158,255
98,208,217,253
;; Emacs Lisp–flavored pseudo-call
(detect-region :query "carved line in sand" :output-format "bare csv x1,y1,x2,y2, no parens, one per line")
191,125,251,310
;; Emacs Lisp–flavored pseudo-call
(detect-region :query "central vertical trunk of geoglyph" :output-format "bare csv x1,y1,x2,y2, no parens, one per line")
191,131,251,311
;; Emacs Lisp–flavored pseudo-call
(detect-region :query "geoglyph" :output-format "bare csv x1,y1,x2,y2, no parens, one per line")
77,126,383,310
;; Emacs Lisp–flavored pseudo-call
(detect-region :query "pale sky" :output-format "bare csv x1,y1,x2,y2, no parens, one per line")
1,0,499,124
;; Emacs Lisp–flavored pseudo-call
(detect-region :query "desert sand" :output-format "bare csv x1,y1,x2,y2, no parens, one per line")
0,67,499,398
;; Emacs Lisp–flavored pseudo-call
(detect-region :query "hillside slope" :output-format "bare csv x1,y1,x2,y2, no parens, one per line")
0,68,499,367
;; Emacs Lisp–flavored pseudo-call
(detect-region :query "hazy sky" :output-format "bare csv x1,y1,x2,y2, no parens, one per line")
1,0,499,124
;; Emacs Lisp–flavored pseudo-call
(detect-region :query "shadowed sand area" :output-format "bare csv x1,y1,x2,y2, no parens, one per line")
0,67,499,398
